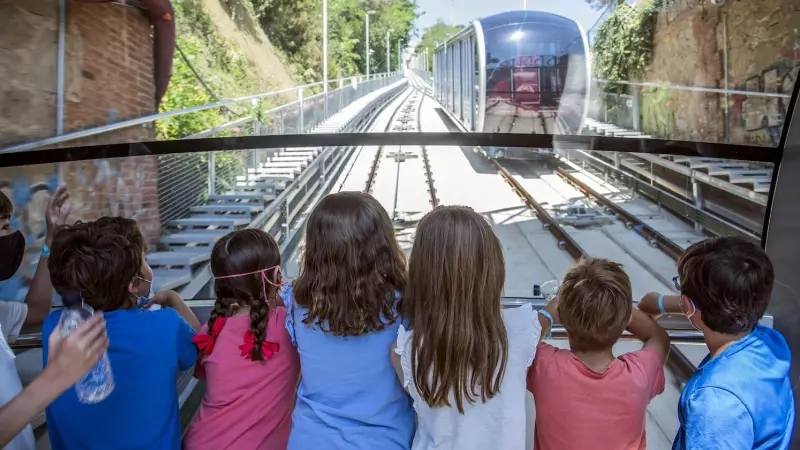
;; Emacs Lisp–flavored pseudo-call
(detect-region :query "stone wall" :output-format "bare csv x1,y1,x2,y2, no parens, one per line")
638,0,799,146
0,1,161,301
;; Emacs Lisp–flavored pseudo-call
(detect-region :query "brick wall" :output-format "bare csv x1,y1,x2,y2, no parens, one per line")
636,0,799,146
0,1,161,301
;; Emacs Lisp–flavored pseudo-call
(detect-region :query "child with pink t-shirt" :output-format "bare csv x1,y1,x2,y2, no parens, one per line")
527,258,670,450
183,229,300,450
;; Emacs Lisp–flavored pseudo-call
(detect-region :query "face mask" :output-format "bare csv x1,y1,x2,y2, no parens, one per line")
0,231,25,282
685,299,701,331
136,277,156,309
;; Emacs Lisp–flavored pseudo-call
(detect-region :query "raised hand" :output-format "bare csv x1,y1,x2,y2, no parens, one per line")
46,314,109,387
45,185,71,244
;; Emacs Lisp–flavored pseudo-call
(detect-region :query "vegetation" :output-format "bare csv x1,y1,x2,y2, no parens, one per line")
249,0,420,84
415,21,464,70
157,0,274,140
591,1,656,93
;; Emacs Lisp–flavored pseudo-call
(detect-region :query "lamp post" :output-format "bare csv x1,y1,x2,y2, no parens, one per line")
323,0,328,117
385,30,390,74
365,11,375,78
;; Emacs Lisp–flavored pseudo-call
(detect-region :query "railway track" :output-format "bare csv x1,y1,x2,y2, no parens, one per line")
493,159,699,382
359,89,438,224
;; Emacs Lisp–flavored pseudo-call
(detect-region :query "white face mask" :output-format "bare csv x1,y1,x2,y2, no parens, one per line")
684,299,701,331
136,277,158,310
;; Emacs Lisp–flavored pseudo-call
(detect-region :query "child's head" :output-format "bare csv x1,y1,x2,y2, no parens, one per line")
93,216,152,297
559,258,632,352
209,228,281,361
294,191,406,336
49,219,144,311
404,205,507,412
677,236,773,335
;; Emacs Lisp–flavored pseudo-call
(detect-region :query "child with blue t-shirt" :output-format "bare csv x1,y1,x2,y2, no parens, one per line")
640,236,795,450
41,218,200,450
282,192,415,450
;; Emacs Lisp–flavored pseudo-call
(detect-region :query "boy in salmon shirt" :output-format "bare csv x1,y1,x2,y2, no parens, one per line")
527,257,670,450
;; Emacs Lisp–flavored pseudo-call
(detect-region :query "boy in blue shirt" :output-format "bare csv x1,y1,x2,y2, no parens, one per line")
640,236,794,450
42,218,199,450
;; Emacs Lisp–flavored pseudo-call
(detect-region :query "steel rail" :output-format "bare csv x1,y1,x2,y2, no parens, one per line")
494,160,698,382
365,88,415,193
555,166,686,261
494,162,587,261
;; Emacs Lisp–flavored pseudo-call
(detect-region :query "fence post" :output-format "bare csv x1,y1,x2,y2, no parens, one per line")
632,86,641,131
339,79,344,112
298,88,305,134
208,130,217,195
253,119,261,170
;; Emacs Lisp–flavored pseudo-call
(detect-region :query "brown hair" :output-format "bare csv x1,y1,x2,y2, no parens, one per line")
93,216,147,255
49,220,143,311
678,236,773,334
402,206,508,413
558,258,632,352
293,192,407,336
0,190,12,220
208,228,282,361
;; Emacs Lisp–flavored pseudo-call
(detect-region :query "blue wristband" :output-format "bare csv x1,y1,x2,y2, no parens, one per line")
41,243,51,258
538,310,554,340
657,293,665,314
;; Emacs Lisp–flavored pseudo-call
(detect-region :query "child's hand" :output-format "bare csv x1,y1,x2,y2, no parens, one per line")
142,290,183,310
46,314,109,388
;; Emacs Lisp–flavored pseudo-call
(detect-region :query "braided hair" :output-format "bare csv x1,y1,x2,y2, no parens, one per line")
208,229,281,361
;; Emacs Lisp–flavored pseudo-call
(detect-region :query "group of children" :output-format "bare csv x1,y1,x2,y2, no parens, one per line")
4,189,794,449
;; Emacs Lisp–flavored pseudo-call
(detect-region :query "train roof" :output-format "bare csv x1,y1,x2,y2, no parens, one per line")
478,10,578,31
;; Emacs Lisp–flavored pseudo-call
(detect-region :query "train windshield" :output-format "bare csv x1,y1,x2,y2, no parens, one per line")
481,13,588,137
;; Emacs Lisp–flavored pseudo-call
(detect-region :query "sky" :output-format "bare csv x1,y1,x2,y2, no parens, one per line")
412,0,606,38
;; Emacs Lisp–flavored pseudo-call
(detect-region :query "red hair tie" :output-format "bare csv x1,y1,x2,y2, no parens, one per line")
239,331,280,361
193,317,227,356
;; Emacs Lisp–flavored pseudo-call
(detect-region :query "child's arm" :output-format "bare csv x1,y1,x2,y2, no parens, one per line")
146,290,201,331
0,314,107,447
537,297,559,342
638,292,683,317
627,308,670,363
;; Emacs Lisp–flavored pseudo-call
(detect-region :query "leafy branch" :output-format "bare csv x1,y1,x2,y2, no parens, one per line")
591,2,657,93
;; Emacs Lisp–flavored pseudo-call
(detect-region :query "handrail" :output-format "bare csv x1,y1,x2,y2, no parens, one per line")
594,78,791,99
0,72,401,154
16,297,759,349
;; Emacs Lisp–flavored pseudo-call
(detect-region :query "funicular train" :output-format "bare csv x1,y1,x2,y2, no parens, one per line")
432,10,591,160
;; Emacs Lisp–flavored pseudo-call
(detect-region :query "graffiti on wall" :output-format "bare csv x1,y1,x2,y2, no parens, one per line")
0,156,160,303
729,55,800,146
0,172,58,302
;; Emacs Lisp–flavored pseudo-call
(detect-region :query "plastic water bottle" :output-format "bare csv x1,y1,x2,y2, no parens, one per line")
57,292,115,404
539,280,561,301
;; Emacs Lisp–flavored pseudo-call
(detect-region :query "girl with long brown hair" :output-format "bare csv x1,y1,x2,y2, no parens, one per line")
183,229,299,450
282,191,414,450
392,205,550,450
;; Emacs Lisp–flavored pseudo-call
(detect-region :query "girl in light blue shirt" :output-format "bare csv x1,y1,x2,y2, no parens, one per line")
282,192,414,450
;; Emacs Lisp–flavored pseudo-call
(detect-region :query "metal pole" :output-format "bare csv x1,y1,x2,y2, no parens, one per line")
523,0,527,9
57,0,66,136
365,12,374,78
323,0,329,118
386,30,391,75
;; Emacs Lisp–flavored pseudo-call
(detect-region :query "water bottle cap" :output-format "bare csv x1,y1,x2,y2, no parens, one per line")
61,291,83,308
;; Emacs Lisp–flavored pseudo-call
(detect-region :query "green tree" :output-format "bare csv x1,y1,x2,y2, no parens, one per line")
415,21,463,69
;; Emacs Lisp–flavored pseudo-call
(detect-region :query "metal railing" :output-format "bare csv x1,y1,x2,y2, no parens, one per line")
0,72,403,155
